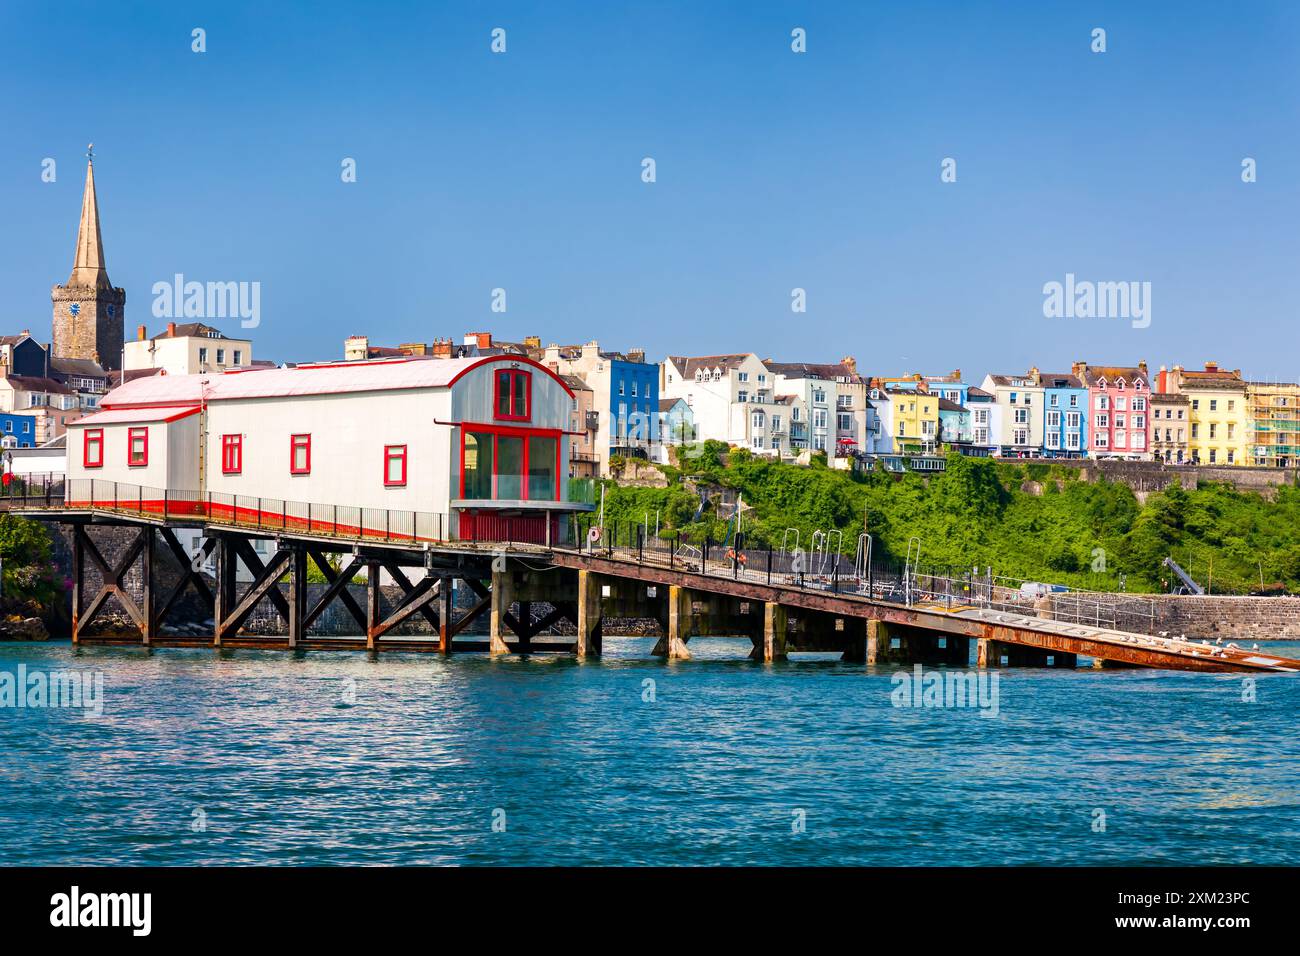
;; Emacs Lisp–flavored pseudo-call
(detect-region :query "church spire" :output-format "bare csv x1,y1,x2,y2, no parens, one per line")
67,145,111,289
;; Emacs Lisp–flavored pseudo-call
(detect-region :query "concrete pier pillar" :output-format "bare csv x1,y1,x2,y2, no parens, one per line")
652,584,692,659
866,619,890,664
575,569,602,658
490,567,512,655
749,601,788,662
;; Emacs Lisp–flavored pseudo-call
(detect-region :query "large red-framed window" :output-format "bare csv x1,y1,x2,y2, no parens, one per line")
459,423,560,501
127,427,149,467
290,434,311,474
222,434,243,474
494,369,531,421
84,428,103,468
383,444,407,486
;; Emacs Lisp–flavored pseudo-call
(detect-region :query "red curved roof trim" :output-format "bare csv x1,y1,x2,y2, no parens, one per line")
445,354,574,399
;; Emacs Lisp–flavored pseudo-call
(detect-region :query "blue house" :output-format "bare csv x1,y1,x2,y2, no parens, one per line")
0,412,38,448
1035,371,1088,457
610,355,659,453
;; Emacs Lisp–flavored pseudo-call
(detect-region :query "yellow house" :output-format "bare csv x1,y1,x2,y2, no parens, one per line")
1164,363,1250,466
886,388,938,453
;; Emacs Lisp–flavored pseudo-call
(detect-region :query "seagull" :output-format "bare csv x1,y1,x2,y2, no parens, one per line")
1252,644,1259,650
1215,638,1223,645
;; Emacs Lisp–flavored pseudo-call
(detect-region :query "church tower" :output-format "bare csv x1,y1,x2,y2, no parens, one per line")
51,147,125,370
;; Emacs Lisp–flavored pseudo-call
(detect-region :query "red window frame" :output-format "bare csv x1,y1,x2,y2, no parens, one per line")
457,422,561,501
383,444,407,487
127,427,149,467
290,434,311,475
222,434,243,474
84,428,103,468
494,368,531,422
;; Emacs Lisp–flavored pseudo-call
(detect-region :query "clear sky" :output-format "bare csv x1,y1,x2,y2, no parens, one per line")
2,1,1297,379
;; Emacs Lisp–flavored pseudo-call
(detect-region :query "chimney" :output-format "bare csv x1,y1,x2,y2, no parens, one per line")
1203,361,1218,373
523,335,541,349
432,338,453,359
1138,359,1148,375
474,332,493,349
1028,366,1040,378
627,347,646,364
1071,360,1086,378
137,325,147,341
167,321,177,337
840,355,858,377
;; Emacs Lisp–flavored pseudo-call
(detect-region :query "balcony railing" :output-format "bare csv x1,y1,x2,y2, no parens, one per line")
0,474,471,545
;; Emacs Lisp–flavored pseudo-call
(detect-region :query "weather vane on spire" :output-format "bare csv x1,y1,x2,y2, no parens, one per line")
86,143,94,163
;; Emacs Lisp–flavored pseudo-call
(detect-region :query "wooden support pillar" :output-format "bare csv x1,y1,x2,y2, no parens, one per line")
749,601,787,662
438,577,455,654
365,562,381,650
141,527,156,646
288,547,307,649
652,584,692,660
213,537,235,647
575,569,602,658
490,566,512,655
70,524,84,645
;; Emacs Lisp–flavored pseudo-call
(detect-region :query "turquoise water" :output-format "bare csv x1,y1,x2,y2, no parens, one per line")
1,639,1297,866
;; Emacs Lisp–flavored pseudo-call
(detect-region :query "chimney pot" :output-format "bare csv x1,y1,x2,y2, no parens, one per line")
167,321,176,337
137,325,147,341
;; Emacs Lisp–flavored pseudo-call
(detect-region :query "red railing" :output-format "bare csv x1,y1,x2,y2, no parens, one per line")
1,475,459,546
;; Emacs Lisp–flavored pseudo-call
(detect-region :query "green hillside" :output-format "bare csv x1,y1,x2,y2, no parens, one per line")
594,444,1300,595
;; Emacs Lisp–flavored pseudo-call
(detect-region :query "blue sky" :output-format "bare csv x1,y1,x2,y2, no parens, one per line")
2,1,1297,379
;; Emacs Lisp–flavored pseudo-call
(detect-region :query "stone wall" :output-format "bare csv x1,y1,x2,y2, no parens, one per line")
1052,592,1300,642
1041,458,1298,498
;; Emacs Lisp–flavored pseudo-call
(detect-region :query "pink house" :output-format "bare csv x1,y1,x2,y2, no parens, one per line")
1071,361,1152,459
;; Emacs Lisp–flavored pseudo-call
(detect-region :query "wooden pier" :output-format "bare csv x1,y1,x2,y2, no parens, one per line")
8,495,1300,673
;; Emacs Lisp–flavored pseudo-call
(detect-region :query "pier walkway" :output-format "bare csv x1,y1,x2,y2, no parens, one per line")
3,477,1297,673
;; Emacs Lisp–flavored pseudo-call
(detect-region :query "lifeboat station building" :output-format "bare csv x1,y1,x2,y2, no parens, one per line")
65,355,592,544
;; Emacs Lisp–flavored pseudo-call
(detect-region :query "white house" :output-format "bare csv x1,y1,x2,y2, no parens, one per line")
123,322,253,376
660,353,781,454
980,371,1045,456
65,354,590,544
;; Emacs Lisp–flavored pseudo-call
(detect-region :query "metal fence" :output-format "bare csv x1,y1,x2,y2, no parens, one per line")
564,513,1161,635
